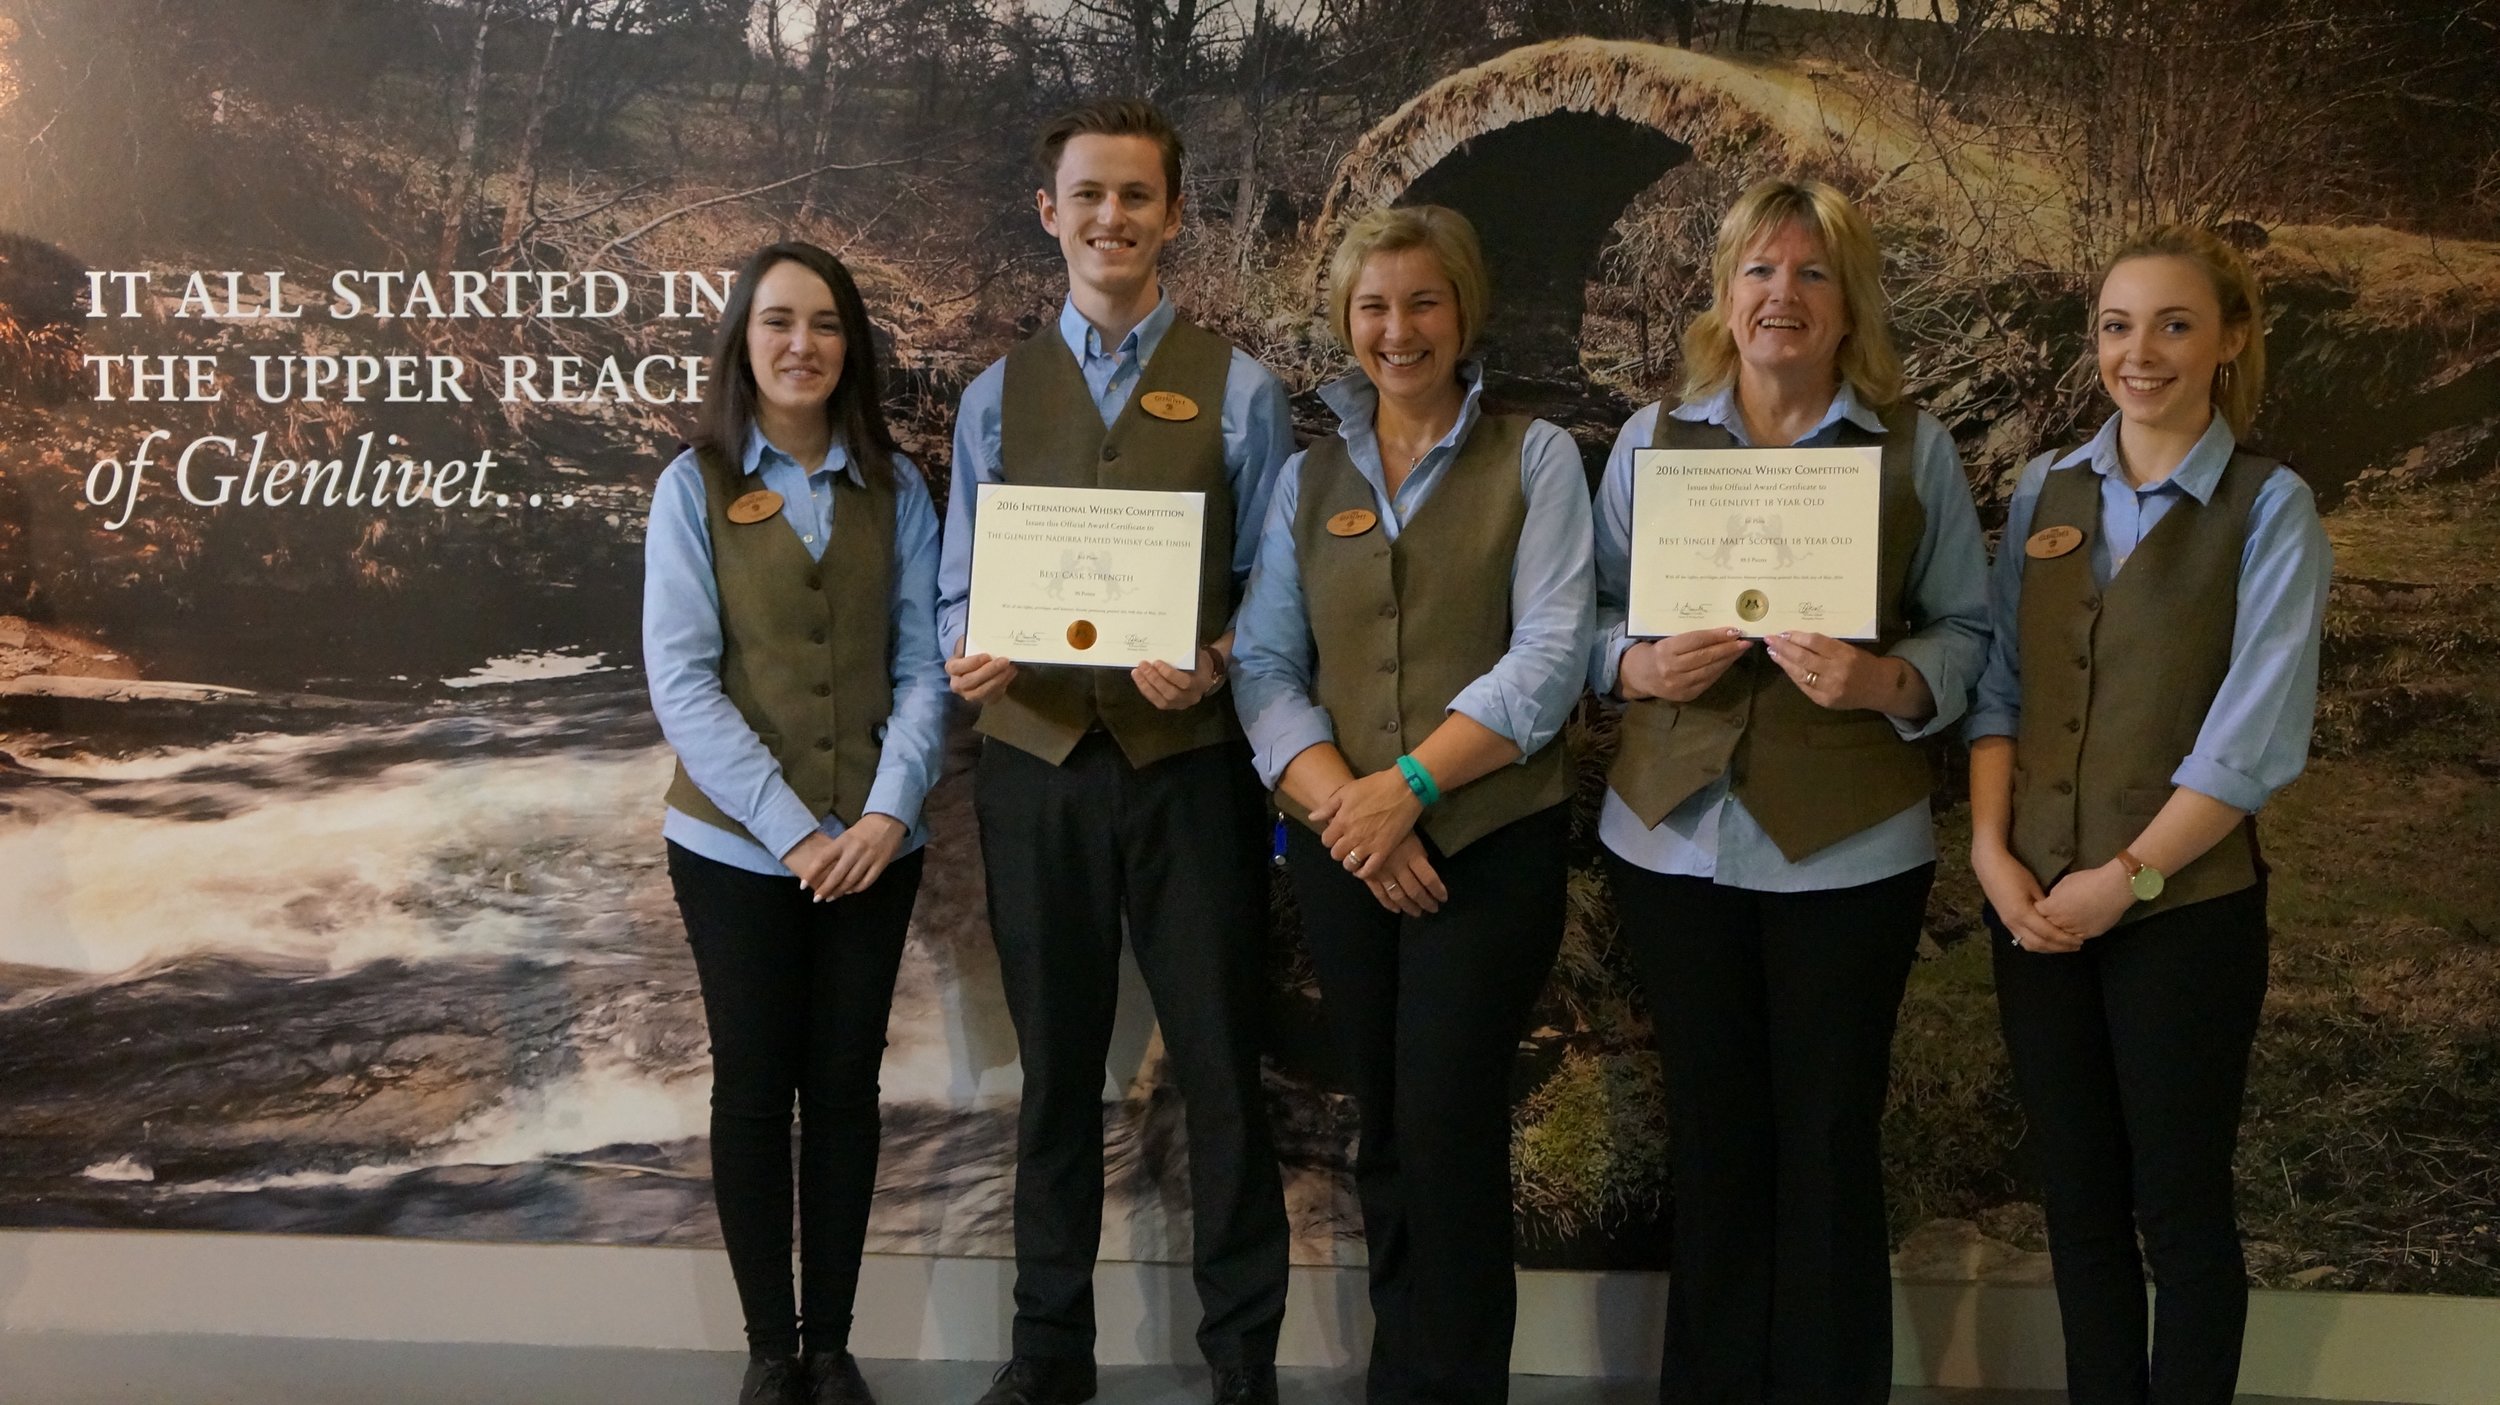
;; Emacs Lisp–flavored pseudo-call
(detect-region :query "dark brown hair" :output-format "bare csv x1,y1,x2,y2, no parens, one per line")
1031,97,1185,204
694,241,895,487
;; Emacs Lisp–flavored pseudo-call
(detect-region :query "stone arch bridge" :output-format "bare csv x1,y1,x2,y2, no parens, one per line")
1315,38,1887,383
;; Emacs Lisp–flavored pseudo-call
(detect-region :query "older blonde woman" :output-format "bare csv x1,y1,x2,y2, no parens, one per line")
1589,179,1990,1404
1232,204,1593,1405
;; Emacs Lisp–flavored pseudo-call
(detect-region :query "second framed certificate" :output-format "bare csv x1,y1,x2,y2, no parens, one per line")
966,483,1205,668
1627,445,1883,639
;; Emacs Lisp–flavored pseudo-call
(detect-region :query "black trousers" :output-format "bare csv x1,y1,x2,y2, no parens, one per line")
667,840,924,1360
1990,882,2270,1405
975,733,1289,1367
1285,803,1570,1405
1607,858,1933,1405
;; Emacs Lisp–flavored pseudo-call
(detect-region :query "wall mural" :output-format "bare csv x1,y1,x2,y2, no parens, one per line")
1,0,2494,1297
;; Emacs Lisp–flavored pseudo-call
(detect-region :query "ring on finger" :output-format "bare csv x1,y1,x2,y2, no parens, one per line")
1804,669,1820,686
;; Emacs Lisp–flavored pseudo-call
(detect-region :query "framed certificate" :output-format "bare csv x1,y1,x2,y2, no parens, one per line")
1626,445,1883,640
966,483,1205,668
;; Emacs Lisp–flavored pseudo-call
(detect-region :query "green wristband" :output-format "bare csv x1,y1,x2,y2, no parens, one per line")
1396,753,1442,808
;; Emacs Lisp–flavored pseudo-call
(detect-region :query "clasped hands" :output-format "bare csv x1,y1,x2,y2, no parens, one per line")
1974,843,2135,953
783,813,907,903
946,641,1224,711
1617,626,1906,711
1313,769,1448,918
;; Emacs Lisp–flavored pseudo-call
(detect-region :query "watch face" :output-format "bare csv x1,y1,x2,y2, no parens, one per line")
2130,865,2166,902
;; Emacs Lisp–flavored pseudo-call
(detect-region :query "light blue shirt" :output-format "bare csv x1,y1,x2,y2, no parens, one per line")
1591,385,1992,890
937,295,1296,656
1233,364,1596,788
643,428,950,875
1966,411,2330,813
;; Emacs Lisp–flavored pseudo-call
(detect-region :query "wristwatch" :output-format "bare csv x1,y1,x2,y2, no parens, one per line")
2116,849,2165,902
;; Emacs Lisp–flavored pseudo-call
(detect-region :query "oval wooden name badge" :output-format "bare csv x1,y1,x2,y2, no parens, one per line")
727,490,784,525
1139,391,1200,421
1067,620,1098,650
1326,508,1379,538
2024,524,2085,559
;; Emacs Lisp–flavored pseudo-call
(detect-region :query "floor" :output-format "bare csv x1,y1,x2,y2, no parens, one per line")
0,1334,2394,1405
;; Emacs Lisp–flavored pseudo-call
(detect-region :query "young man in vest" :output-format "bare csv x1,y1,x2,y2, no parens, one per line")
936,98,1293,1405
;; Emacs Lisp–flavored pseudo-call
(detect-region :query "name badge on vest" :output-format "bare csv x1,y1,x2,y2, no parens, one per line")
1139,391,1200,422
2025,524,2085,559
1327,508,1379,538
727,490,784,525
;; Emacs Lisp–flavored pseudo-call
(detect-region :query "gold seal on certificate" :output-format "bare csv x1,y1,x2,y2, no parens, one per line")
967,483,1205,668
1626,445,1883,640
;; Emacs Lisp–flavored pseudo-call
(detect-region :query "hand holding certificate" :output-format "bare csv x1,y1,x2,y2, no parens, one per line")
1626,445,1883,640
966,483,1205,668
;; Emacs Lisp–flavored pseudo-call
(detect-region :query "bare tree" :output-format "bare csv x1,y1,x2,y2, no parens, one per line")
796,0,848,225
501,0,593,258
438,0,498,273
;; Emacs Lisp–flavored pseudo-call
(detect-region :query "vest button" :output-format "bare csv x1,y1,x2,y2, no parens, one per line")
1378,603,1398,619
815,737,834,752
2053,778,2074,795
1382,719,1400,734
814,682,833,698
1102,446,1121,462
2083,595,2102,612
1379,658,1398,674
811,629,828,644
805,574,823,591
2073,653,2089,670
2063,717,2080,733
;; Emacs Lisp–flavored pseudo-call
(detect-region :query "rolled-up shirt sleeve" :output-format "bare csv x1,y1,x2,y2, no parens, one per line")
2172,468,2331,812
1445,419,1596,758
1883,412,1993,741
642,453,819,860
1230,452,1340,787
1589,404,1657,700
863,459,950,831
1965,452,2055,743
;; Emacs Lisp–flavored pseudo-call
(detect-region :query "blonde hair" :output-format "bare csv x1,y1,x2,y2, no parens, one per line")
2100,225,2267,439
1325,204,1492,359
1679,178,1903,409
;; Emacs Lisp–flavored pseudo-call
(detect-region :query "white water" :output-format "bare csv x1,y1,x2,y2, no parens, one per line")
0,714,672,975
441,649,619,689
166,1058,714,1195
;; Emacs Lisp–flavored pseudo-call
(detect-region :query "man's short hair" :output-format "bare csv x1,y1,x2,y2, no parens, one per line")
1032,97,1185,203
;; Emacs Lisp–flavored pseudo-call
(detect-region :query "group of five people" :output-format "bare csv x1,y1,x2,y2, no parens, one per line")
643,96,2330,1405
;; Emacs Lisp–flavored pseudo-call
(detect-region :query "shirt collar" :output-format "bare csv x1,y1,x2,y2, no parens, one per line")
1319,359,1489,451
2064,412,2238,503
1058,293,1176,367
742,424,856,486
1667,380,1882,443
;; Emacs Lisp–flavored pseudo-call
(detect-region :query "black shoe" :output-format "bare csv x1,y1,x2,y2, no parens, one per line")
972,1356,1098,1405
739,1353,806,1405
807,1350,877,1405
1211,1364,1278,1405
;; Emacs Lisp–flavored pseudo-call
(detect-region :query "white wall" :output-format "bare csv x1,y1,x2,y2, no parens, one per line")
2,1232,2494,1402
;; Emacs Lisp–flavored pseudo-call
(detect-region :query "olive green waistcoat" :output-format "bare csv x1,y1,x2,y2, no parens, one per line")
1606,406,1932,862
977,317,1239,768
2010,448,2274,922
663,442,895,842
1278,412,1575,856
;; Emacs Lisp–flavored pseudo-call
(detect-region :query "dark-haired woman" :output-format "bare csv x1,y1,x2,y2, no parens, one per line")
643,242,947,1405
1969,225,2329,1405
